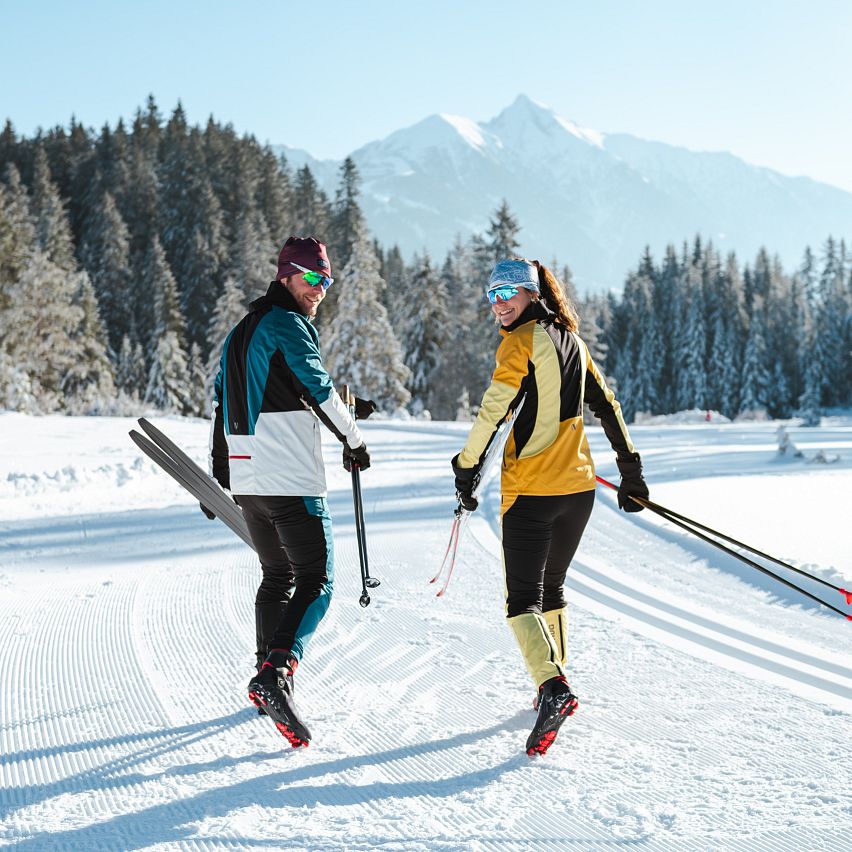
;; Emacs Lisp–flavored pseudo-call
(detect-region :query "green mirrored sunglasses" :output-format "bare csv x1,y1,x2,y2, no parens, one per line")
291,262,334,290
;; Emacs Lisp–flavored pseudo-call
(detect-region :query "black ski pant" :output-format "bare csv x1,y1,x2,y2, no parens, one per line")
501,490,595,686
501,490,595,616
237,495,334,665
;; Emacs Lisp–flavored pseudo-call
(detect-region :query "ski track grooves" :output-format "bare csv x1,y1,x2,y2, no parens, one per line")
471,485,852,715
2,419,851,849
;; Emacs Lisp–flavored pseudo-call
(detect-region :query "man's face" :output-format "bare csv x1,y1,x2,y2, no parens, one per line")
283,272,327,318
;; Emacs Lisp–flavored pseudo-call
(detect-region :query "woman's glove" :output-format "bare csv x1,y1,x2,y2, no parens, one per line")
451,453,480,512
616,453,649,512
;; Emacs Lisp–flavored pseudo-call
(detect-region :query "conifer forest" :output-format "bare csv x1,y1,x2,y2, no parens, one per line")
1,98,850,422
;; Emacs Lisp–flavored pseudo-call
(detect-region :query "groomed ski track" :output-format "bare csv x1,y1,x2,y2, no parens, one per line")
1,417,850,850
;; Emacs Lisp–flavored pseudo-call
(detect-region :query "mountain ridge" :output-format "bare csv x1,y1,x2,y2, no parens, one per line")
276,95,852,291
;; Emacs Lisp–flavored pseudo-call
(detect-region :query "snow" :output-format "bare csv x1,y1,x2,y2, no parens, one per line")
438,114,487,150
553,116,604,149
1,413,851,850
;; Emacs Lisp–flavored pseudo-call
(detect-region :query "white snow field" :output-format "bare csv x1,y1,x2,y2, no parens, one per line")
1,412,851,851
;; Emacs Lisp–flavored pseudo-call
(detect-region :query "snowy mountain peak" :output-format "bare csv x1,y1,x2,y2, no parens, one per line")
375,112,495,157
437,113,488,150
485,93,604,151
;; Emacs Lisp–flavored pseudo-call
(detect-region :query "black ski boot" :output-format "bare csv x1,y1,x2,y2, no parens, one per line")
248,650,311,748
254,601,288,716
526,676,578,757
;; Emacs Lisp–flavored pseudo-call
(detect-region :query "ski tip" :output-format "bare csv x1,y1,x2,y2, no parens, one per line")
840,588,852,606
436,589,445,598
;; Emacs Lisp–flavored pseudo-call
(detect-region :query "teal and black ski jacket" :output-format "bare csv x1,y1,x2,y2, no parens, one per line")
209,282,362,497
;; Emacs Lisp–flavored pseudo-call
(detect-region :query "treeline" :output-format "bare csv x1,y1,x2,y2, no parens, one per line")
1,98,850,422
586,238,852,424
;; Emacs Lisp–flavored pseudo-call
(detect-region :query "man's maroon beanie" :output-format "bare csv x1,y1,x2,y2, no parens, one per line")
276,237,332,280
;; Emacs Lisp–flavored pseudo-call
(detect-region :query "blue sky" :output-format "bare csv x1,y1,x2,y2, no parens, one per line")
4,0,852,190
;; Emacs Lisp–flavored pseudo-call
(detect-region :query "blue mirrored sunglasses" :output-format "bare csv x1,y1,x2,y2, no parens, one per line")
486,284,520,304
291,262,334,290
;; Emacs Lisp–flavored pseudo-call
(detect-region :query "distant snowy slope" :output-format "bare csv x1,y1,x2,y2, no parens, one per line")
276,95,852,291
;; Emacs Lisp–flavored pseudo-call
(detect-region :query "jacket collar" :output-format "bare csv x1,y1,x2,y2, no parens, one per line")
499,299,552,335
249,281,307,317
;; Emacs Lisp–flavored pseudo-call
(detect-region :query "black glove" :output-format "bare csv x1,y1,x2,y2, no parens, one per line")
354,397,377,420
343,442,371,472
211,466,230,491
199,502,216,520
451,453,480,512
616,453,649,513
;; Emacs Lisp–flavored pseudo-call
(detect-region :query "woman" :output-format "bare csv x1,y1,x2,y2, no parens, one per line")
452,258,649,757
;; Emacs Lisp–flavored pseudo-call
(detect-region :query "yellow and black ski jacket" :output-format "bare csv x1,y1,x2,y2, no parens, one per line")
457,301,636,511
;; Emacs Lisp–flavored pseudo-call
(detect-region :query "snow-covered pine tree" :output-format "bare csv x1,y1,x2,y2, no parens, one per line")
186,342,208,417
292,165,331,240
578,294,609,369
486,199,521,261
227,147,275,304
80,190,132,354
763,254,801,417
679,279,709,411
142,236,192,412
813,237,851,406
30,146,77,271
124,148,160,267
94,119,131,206
330,157,364,274
115,334,146,400
322,227,410,411
256,149,293,246
204,275,246,407
401,253,449,417
2,247,83,412
166,134,228,353
634,308,663,418
438,235,494,408
652,244,683,413
798,344,822,426
322,157,366,329
0,164,34,289
379,244,405,304
463,232,502,401
65,117,98,245
0,165,39,410
612,271,647,420
739,297,772,417
61,270,116,413
1,163,112,413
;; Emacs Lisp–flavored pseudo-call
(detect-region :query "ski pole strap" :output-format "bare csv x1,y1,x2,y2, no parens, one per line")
595,475,851,621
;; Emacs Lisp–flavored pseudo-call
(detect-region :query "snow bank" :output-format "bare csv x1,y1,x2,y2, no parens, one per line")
634,408,732,425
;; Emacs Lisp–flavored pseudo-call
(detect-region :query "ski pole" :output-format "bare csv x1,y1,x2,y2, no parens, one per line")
596,476,851,621
595,474,851,602
343,385,380,607
433,398,526,597
431,505,470,596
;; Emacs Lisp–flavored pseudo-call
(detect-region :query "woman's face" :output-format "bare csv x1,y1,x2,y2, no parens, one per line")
490,286,533,327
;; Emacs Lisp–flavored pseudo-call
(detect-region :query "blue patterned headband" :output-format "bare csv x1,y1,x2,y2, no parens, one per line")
487,259,540,295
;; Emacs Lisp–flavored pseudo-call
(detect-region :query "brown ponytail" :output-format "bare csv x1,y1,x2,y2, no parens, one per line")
531,260,579,331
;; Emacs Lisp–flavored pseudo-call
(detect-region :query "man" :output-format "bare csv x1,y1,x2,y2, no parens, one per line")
208,236,373,748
